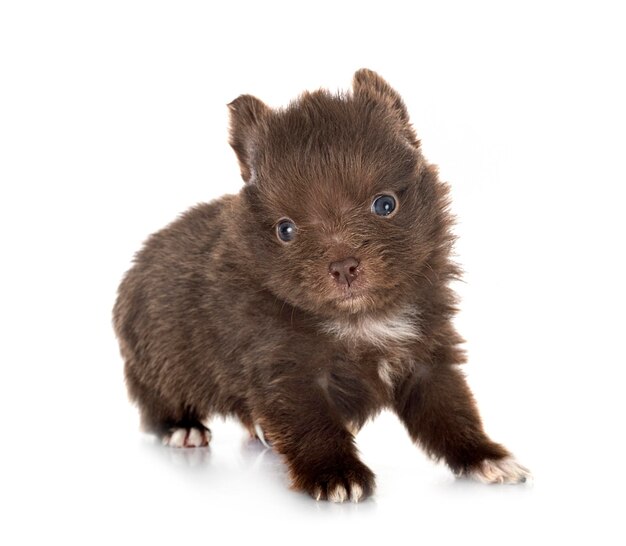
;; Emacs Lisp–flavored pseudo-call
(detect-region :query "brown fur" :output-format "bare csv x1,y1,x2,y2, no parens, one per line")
113,69,512,500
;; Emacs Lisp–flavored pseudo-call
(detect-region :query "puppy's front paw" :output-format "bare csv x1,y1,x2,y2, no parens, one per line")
162,426,211,448
464,456,531,484
295,459,375,503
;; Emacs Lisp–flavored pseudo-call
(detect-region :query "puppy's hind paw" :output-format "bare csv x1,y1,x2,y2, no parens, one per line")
162,426,211,448
464,456,531,484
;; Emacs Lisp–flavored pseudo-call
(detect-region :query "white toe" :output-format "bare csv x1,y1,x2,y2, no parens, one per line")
254,423,271,448
328,484,348,503
467,456,531,484
350,483,364,502
186,428,203,447
165,428,187,448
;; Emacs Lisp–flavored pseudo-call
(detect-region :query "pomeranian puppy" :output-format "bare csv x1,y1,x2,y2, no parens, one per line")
113,69,529,502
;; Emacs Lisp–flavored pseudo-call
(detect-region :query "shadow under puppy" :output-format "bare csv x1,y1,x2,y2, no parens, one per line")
113,69,529,502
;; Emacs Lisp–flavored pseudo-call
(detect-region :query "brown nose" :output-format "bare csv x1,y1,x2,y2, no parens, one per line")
329,257,360,287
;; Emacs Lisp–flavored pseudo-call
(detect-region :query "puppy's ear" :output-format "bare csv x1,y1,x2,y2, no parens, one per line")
353,69,419,147
227,94,270,183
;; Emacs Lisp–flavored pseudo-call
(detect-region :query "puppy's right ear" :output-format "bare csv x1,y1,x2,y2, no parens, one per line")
353,69,419,148
227,94,270,183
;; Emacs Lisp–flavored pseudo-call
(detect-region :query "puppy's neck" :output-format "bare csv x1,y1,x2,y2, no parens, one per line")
321,306,421,348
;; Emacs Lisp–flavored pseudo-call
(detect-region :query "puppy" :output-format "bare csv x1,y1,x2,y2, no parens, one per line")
113,69,529,502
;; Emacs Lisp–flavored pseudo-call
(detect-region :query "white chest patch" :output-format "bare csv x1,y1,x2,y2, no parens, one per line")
321,307,421,348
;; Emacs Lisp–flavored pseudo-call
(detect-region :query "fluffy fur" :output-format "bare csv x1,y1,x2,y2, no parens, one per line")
113,69,528,502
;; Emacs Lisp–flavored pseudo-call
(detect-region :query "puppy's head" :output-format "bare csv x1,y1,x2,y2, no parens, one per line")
229,69,453,318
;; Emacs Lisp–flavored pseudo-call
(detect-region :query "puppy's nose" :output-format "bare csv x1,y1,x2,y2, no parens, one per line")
329,257,360,287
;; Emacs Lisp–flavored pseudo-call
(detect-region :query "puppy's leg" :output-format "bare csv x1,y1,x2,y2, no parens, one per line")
126,369,212,448
394,363,529,483
255,377,375,502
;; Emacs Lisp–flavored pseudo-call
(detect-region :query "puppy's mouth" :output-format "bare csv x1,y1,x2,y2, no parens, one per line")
332,286,370,312
337,287,365,300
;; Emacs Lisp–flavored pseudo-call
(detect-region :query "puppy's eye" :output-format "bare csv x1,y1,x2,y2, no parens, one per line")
276,218,297,243
371,194,397,217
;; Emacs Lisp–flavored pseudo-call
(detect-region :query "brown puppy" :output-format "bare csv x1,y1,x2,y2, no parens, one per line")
113,69,529,502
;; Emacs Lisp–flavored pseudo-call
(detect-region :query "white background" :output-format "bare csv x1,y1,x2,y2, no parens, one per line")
1,1,625,544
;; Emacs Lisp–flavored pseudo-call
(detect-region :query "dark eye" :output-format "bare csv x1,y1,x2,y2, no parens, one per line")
276,218,297,243
371,194,397,217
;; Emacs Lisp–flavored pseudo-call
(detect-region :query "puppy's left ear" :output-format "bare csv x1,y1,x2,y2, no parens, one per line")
227,94,270,183
353,69,419,147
